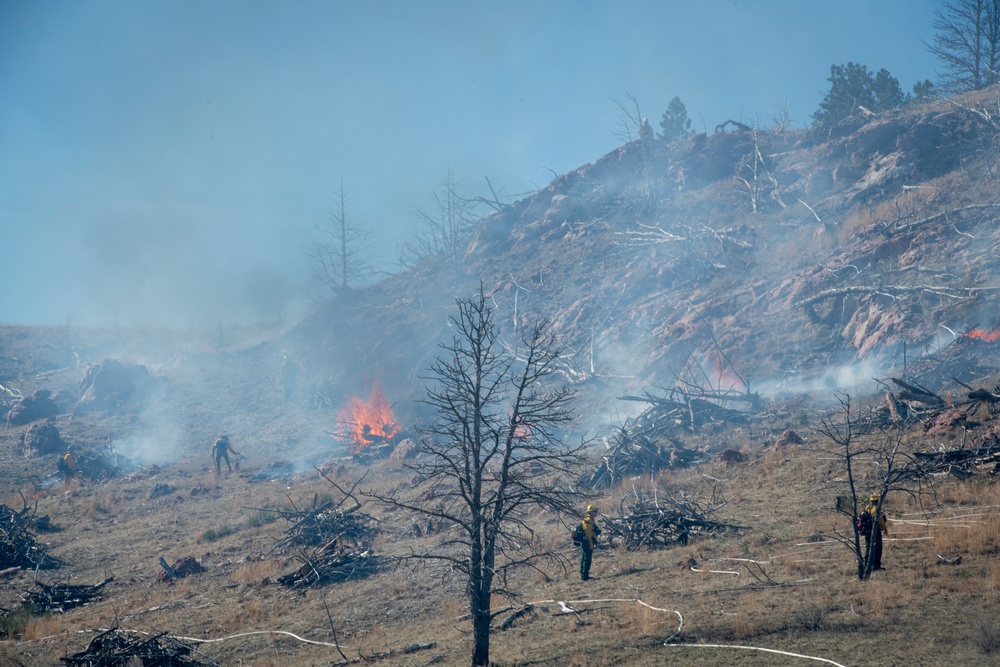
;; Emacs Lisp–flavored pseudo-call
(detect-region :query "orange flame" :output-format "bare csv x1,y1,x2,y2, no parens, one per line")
965,327,1000,343
338,384,401,454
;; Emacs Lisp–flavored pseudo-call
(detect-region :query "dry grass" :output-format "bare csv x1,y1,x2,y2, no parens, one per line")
6,358,1000,666
231,558,284,584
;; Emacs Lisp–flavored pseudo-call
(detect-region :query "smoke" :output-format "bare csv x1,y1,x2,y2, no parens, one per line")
755,358,889,402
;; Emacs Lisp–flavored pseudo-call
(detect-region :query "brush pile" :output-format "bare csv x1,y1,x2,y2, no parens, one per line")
0,501,63,570
277,544,381,589
267,491,378,553
23,577,113,613
577,395,709,489
61,624,219,666
270,472,384,588
912,434,1000,477
604,488,742,550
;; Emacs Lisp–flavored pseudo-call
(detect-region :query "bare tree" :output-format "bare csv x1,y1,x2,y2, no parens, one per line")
308,179,375,297
819,394,934,580
926,0,1000,93
612,91,645,143
398,169,480,269
366,286,587,667
611,91,665,218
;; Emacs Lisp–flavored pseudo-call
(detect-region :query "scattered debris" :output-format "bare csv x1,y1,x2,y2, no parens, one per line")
61,624,219,666
149,483,174,499
911,436,1000,477
23,577,113,613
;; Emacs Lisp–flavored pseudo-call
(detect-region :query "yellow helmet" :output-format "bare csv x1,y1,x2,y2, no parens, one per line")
869,494,880,503
586,504,599,513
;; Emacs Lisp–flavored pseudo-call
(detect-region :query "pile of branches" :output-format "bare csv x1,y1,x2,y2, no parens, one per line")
578,396,710,489
268,471,384,589
277,545,381,589
23,577,113,613
860,377,999,433
857,378,946,432
62,624,219,666
904,333,999,391
262,473,378,553
912,435,1000,478
621,389,753,431
1,499,64,570
603,488,743,551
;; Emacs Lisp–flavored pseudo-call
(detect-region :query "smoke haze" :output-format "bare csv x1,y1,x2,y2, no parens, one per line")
2,0,940,327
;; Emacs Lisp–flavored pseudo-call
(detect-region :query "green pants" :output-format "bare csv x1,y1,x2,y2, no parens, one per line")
580,545,593,580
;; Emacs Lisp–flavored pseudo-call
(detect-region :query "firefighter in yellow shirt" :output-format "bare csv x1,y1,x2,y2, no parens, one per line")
578,504,602,581
858,494,889,570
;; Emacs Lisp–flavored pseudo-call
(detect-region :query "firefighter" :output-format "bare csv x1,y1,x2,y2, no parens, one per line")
578,504,602,581
212,435,240,475
859,494,889,570
61,445,77,481
280,355,298,401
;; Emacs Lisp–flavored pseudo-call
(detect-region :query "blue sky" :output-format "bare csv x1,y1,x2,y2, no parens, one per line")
1,0,941,327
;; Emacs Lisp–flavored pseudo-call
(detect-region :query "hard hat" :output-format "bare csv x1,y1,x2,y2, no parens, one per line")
586,504,599,513
869,494,880,503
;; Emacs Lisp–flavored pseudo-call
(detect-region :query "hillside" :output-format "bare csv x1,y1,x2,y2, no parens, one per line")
4,89,1000,666
296,87,1000,425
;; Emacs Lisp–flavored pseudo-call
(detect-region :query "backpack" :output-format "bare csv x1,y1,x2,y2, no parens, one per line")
572,524,586,546
856,510,874,534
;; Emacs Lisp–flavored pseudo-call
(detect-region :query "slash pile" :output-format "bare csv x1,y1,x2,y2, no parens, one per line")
268,475,384,588
0,501,63,570
23,577,113,613
603,489,743,550
61,624,219,666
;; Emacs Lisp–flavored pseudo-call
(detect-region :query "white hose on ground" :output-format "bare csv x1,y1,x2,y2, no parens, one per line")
666,642,849,666
529,597,684,644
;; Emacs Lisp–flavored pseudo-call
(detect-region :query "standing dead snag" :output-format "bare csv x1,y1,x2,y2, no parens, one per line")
819,394,934,580
365,286,587,667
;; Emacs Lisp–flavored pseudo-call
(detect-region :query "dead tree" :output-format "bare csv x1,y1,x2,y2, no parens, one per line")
819,394,935,580
366,286,587,667
308,179,376,298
